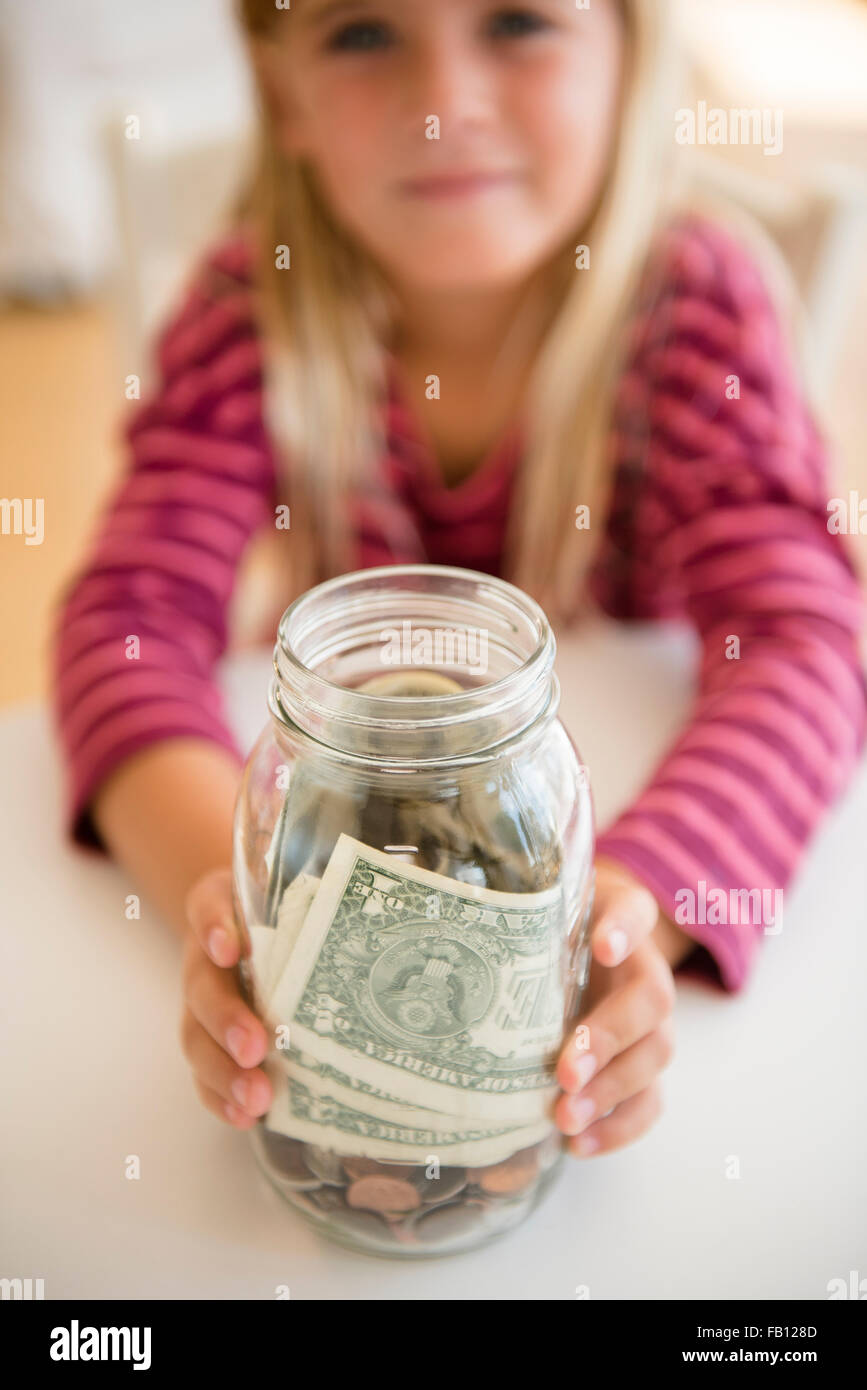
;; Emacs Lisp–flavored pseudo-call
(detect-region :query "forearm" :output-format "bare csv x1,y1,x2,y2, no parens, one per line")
90,738,243,940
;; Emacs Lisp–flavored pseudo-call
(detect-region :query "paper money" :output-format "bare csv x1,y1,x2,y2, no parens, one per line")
265,1073,552,1166
268,833,566,1123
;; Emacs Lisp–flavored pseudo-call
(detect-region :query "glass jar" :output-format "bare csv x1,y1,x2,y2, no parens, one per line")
232,564,595,1258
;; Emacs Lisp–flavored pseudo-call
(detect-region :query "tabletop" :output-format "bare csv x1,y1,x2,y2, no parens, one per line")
2,617,865,1300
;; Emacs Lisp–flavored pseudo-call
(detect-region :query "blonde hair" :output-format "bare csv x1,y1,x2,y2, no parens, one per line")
229,0,797,627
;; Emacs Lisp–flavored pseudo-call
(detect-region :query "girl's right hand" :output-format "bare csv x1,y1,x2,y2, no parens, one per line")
180,867,274,1127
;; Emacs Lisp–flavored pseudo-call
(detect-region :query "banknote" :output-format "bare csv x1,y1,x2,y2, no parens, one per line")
274,1045,548,1134
268,833,567,1123
265,1073,552,1167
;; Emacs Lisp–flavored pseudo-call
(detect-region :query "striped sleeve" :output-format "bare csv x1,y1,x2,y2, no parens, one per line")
595,218,867,992
49,235,277,850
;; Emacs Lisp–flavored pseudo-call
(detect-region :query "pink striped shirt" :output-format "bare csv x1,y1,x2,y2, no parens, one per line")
50,217,867,993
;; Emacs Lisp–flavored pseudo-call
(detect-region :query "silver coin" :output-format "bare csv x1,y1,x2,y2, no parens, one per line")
412,1167,468,1203
412,1200,487,1245
303,1144,348,1185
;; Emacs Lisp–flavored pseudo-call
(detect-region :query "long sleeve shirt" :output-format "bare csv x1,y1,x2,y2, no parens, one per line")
50,215,867,993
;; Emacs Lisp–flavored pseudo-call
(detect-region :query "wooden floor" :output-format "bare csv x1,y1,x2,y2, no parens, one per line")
2,279,866,709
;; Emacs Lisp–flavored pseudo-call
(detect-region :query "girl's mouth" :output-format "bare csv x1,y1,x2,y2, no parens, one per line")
398,170,520,200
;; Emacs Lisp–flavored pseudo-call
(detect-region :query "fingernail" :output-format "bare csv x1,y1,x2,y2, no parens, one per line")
231,1078,251,1110
224,1102,248,1125
562,1095,595,1134
208,926,231,963
569,1051,597,1090
226,1026,249,1064
572,1133,600,1156
602,926,628,964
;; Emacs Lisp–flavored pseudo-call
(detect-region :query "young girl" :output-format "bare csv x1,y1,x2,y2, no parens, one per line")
52,0,865,1161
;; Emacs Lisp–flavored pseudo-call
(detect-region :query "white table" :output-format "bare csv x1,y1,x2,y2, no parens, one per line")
2,619,865,1300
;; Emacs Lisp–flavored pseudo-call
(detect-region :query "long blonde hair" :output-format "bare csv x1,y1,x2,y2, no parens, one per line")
229,0,788,627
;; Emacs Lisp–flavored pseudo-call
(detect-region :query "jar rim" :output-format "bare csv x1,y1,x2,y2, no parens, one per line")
271,564,557,761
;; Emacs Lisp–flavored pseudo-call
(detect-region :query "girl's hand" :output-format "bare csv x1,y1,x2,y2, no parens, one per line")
180,868,274,1128
554,857,682,1157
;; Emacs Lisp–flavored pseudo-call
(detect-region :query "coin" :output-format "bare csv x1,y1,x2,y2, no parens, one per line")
413,1201,486,1245
342,1157,419,1181
357,671,465,696
413,1167,468,1203
306,1185,348,1213
467,1148,540,1196
331,1208,395,1242
303,1144,347,1185
346,1176,423,1213
261,1129,321,1187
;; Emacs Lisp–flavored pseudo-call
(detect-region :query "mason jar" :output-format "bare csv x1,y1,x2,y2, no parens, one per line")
232,564,595,1258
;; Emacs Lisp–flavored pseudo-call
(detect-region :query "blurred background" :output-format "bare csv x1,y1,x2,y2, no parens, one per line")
1,0,866,707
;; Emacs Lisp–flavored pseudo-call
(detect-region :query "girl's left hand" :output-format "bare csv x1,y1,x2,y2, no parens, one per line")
554,857,680,1157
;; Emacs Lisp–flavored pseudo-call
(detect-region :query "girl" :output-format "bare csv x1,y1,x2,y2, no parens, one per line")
52,0,866,1160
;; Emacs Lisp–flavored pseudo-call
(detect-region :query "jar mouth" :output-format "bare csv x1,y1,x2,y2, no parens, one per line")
270,564,557,763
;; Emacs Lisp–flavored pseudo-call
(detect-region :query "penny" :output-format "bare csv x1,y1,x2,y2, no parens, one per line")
342,1157,419,1182
467,1150,540,1196
303,1144,347,1185
346,1176,422,1213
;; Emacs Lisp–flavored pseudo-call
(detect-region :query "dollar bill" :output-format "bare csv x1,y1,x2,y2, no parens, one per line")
273,1046,546,1134
265,1073,552,1167
268,833,566,1123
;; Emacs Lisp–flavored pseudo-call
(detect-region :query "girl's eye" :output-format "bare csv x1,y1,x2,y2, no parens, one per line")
487,8,552,40
325,21,394,53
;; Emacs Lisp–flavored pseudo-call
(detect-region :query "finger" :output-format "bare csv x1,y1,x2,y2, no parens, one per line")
555,1020,674,1136
591,867,659,967
192,1075,260,1129
185,867,241,967
556,941,675,1091
180,1009,273,1117
184,946,269,1068
566,1080,664,1158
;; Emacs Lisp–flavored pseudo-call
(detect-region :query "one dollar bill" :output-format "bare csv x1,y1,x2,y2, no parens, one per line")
268,834,567,1124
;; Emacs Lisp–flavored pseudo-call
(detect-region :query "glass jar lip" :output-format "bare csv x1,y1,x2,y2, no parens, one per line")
274,562,555,714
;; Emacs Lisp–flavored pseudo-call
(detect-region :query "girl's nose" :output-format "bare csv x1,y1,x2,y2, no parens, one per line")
403,38,496,133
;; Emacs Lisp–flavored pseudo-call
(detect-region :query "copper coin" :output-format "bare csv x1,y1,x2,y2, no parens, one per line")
346,1176,422,1213
342,1157,420,1182
467,1152,540,1196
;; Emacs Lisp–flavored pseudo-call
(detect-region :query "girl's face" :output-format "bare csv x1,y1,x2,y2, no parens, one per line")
255,0,625,291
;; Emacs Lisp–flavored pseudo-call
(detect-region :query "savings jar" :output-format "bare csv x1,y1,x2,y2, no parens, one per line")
232,563,595,1258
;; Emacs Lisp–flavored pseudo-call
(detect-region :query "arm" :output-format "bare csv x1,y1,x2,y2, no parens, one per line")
89,738,241,939
50,234,275,925
594,217,867,992
49,235,279,1128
